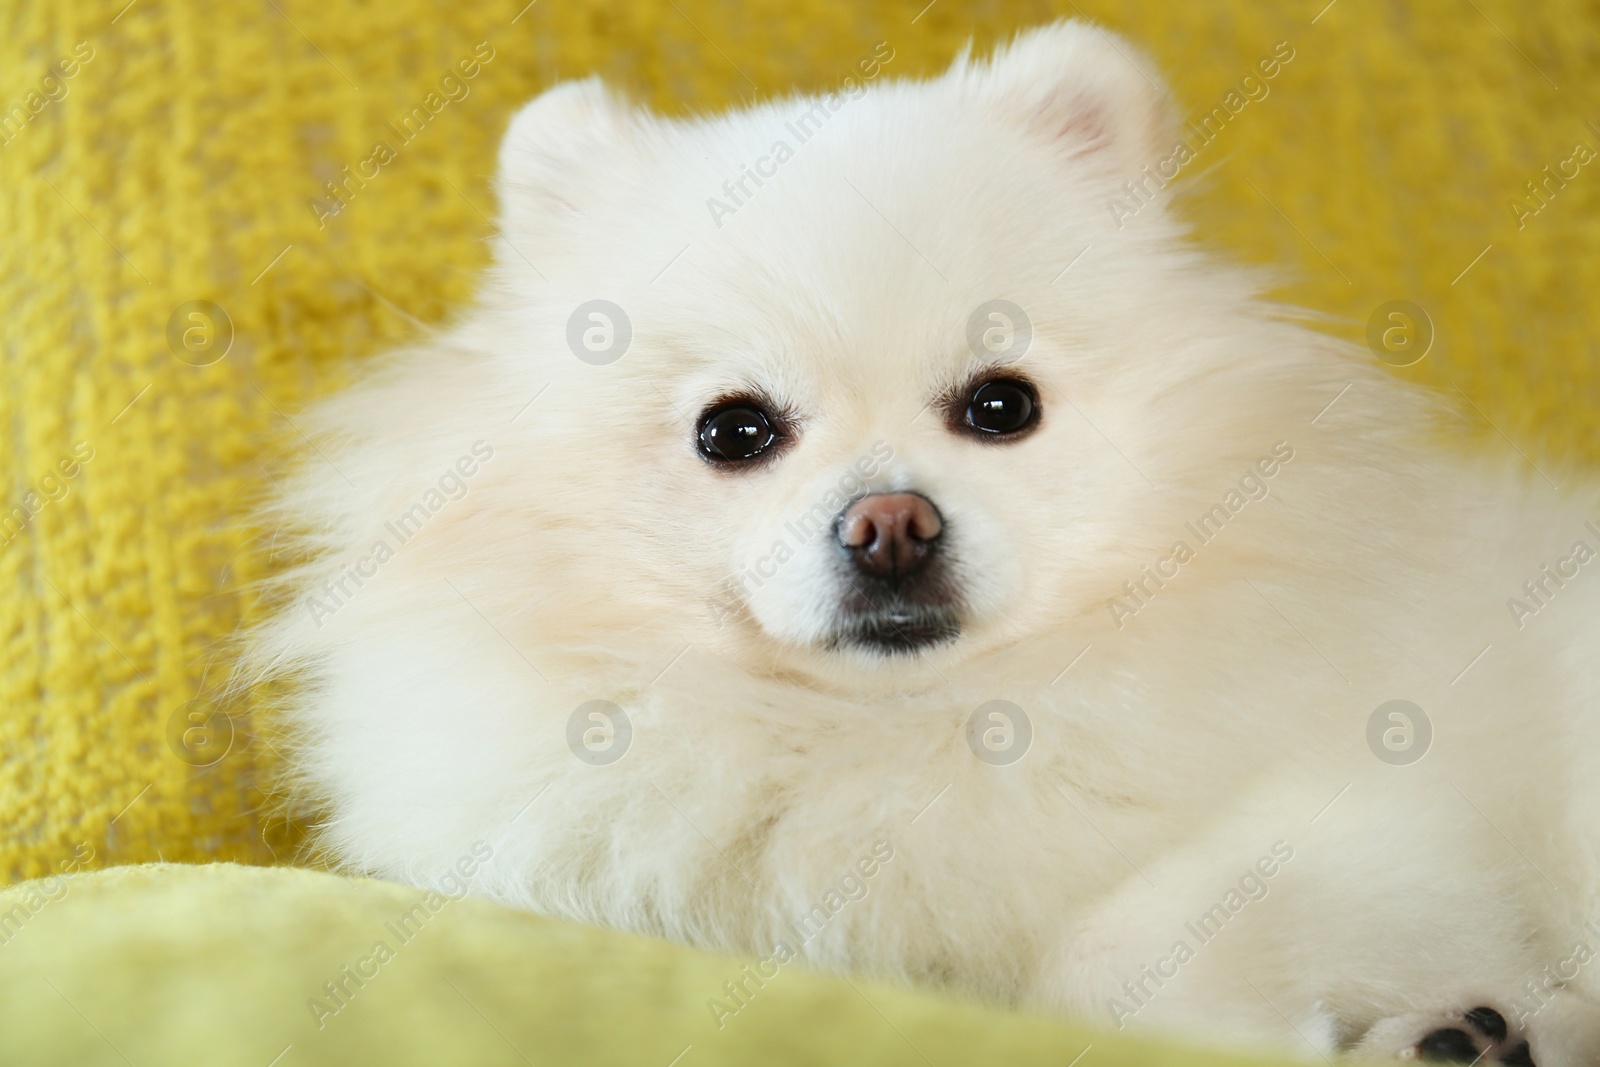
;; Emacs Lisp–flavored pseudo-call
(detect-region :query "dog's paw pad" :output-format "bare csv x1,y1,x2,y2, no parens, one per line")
1499,1042,1535,1067
1463,1007,1509,1044
1415,1027,1480,1061
1401,1007,1532,1065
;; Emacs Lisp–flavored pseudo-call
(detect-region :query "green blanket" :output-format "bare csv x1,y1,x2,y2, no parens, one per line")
0,863,1311,1066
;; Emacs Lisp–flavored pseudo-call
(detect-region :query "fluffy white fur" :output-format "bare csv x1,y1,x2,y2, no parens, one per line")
250,22,1600,1063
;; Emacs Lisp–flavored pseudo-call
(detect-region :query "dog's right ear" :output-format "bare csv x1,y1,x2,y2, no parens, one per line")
495,76,637,238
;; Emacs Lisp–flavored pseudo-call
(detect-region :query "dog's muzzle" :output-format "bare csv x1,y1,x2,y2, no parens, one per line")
828,492,962,655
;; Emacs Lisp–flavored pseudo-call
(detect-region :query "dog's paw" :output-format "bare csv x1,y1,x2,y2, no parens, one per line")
1406,1007,1533,1065
1359,1006,1534,1064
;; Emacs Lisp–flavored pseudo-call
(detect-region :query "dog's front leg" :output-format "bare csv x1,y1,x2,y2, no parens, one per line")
1022,776,1600,1065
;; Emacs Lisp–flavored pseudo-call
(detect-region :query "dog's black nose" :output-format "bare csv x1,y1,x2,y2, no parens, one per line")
837,493,942,580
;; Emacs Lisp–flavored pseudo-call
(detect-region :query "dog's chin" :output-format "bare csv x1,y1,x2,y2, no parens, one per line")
824,609,963,657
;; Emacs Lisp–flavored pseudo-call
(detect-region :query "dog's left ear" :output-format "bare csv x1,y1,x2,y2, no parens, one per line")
954,21,1177,177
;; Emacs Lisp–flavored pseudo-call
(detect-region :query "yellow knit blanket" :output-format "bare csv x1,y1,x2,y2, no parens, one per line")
2,0,1596,884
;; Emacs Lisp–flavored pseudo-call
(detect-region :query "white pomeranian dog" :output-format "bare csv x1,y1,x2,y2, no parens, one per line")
251,21,1600,1065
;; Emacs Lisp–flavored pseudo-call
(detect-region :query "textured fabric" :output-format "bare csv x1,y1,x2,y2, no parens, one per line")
0,0,1595,882
0,862,1318,1066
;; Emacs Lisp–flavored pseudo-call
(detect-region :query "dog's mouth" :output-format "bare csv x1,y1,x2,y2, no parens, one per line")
826,560,966,657
826,607,962,656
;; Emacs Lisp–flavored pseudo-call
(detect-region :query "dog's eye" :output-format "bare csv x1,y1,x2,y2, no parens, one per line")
963,378,1039,437
698,401,779,463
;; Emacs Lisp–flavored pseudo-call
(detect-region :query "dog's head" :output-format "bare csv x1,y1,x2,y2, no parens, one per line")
461,22,1315,689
